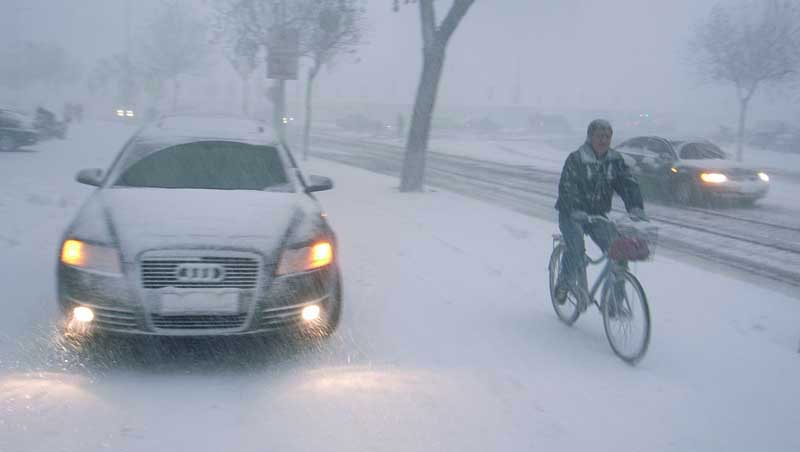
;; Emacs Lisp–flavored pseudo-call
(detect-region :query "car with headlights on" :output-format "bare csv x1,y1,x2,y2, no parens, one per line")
57,114,341,339
616,136,770,206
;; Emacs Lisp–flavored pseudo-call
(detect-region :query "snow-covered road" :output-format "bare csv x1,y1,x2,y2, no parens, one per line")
1,122,798,452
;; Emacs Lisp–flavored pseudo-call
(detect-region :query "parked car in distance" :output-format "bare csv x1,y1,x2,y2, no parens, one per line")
335,113,388,135
616,136,770,206
0,108,39,152
33,107,68,140
57,114,342,341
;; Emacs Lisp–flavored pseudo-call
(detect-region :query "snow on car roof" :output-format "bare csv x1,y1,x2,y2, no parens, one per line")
137,114,278,144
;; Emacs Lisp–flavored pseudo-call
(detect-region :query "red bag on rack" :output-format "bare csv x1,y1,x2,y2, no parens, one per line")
609,236,650,261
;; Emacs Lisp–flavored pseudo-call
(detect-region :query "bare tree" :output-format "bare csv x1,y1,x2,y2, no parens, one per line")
298,0,366,159
394,0,475,192
141,0,211,112
690,0,800,161
227,36,261,116
215,0,305,137
88,53,142,106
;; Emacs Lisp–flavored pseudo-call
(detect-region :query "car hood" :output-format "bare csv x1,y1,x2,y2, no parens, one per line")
676,159,761,172
72,188,305,263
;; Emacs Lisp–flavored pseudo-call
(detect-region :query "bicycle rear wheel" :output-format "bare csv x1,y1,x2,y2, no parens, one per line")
601,271,651,364
548,244,580,325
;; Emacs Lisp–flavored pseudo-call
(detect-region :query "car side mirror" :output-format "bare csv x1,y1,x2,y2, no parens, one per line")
76,168,104,187
306,174,333,193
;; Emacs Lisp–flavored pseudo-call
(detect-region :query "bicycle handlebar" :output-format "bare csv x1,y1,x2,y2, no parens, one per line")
586,214,611,224
571,212,649,225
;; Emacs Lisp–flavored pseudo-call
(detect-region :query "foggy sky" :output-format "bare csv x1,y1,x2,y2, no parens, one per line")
1,0,797,122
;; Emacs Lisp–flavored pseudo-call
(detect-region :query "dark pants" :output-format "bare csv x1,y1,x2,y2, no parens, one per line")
557,211,617,291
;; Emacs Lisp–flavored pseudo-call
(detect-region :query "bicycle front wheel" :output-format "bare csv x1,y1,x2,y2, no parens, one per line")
548,244,580,326
601,271,651,364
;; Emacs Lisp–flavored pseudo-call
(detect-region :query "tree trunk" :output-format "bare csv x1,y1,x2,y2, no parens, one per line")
241,77,250,116
400,44,446,192
271,79,286,142
172,78,180,112
303,65,320,160
736,97,749,162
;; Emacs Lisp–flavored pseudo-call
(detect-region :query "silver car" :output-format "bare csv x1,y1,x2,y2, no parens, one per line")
56,114,342,338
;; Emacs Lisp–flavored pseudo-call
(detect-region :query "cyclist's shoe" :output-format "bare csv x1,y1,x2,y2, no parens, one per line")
606,299,618,319
606,283,627,319
554,284,569,305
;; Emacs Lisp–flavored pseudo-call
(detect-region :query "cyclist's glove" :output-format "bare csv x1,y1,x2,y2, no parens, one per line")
570,210,589,223
629,207,648,222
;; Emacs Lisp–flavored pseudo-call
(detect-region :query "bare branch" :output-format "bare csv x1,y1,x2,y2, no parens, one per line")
436,0,475,43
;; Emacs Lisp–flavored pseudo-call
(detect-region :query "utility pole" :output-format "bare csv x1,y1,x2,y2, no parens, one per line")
266,0,299,143
123,0,134,110
512,59,522,105
272,0,287,143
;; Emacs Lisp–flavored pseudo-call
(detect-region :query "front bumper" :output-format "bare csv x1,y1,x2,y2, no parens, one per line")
700,180,769,200
21,132,38,145
57,257,339,337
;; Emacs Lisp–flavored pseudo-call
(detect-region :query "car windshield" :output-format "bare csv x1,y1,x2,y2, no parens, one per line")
679,142,727,159
113,141,291,190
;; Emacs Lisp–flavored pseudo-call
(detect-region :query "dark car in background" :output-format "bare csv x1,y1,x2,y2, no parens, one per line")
57,114,342,340
33,107,68,140
0,108,39,152
616,136,770,206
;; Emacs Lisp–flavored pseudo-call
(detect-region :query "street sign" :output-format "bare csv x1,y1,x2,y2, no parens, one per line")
268,27,299,80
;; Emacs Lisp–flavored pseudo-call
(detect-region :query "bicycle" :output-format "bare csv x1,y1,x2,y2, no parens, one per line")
548,214,658,364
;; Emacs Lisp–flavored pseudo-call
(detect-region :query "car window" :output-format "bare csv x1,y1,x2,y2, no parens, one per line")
617,137,649,158
645,138,674,161
114,141,291,191
679,143,726,159
618,137,644,149
620,137,658,162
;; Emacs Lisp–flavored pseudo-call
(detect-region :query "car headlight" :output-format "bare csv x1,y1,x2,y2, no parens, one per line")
276,241,333,276
60,239,122,274
758,172,769,182
700,172,728,183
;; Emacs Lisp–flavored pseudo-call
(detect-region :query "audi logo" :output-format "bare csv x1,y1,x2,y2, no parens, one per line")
175,263,226,283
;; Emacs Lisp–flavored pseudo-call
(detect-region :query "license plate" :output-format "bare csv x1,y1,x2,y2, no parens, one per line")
159,292,240,314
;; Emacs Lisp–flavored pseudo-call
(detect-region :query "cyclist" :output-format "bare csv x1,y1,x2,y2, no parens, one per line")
554,119,646,306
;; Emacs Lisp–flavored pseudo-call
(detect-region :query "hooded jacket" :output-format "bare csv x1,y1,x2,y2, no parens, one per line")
554,142,643,215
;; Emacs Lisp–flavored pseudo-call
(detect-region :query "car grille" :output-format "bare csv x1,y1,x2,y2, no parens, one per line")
140,256,260,289
726,169,759,181
151,313,248,330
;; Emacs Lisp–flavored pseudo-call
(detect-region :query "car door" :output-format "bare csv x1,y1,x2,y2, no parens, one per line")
0,111,18,149
616,137,648,175
626,138,662,185
644,137,677,192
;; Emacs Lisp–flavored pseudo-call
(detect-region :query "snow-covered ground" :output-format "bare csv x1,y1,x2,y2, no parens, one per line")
1,121,799,452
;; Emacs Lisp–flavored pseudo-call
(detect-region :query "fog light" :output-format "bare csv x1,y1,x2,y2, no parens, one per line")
73,306,94,323
302,305,321,321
